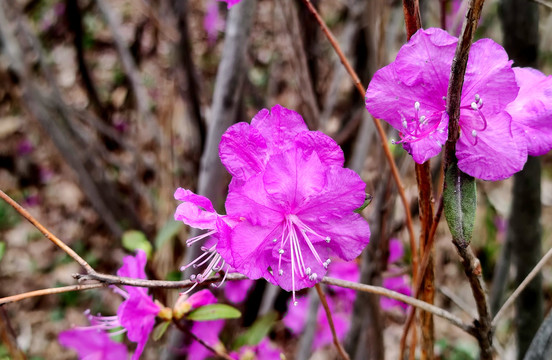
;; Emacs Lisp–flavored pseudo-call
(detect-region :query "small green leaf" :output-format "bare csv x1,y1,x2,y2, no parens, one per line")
0,242,5,263
186,304,241,321
233,311,278,349
354,193,373,213
443,162,476,244
122,230,153,258
153,321,171,341
155,219,183,249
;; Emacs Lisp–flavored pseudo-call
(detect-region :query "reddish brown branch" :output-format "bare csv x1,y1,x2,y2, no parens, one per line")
315,284,350,360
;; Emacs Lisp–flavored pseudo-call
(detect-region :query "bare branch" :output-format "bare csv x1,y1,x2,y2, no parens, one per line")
0,284,106,306
315,284,350,360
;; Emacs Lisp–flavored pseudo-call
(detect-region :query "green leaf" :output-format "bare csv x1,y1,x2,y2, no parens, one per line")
186,304,241,321
153,321,171,341
233,311,278,349
354,193,373,213
443,162,477,244
0,241,5,263
122,230,153,258
155,219,183,249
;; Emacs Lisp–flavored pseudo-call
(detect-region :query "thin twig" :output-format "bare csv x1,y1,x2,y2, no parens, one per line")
492,245,552,327
439,286,478,318
172,318,234,360
0,284,107,306
530,0,552,10
322,277,472,333
299,0,418,299
0,190,95,273
315,284,350,360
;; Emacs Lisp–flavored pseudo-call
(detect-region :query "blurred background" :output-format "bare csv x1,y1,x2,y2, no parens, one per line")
1,0,552,359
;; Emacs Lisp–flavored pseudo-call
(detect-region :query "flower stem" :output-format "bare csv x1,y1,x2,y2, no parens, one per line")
172,318,234,360
314,284,350,360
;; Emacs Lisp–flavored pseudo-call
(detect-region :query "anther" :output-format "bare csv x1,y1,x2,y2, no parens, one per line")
419,115,426,124
471,102,478,110
273,238,277,242
294,301,298,306
475,94,480,102
402,120,408,129
306,267,311,275
279,269,283,276
325,236,331,243
309,273,318,281
472,130,477,137
279,249,284,255
414,101,420,111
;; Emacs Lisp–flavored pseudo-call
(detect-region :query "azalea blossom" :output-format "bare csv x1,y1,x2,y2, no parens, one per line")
283,296,350,351
230,338,283,360
59,250,161,360
58,327,128,360
381,239,411,312
505,67,552,156
216,105,370,302
175,105,370,302
204,0,225,44
365,27,527,180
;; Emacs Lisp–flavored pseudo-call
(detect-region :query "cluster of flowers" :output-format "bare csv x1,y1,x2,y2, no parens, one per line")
365,27,552,181
59,250,281,359
174,105,371,303
283,239,411,351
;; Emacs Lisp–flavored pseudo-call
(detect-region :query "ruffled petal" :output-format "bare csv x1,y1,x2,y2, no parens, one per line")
456,111,527,180
250,105,309,153
507,67,552,156
219,122,268,180
188,320,225,360
294,131,345,167
462,39,518,113
186,289,218,309
174,188,219,230
298,166,366,216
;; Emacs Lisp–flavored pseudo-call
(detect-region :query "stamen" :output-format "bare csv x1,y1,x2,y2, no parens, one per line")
414,101,420,111
325,236,331,243
472,130,477,137
279,249,284,255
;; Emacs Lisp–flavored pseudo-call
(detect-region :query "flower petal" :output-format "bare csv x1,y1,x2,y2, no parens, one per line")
118,292,159,360
294,131,344,167
59,327,128,360
507,67,552,156
219,122,268,180
250,105,309,153
456,111,527,180
174,188,219,230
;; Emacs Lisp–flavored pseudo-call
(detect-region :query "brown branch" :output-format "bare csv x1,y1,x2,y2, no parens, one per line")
402,0,422,38
315,284,350,360
0,284,107,306
0,190,95,273
492,245,552,327
299,0,418,296
172,318,234,360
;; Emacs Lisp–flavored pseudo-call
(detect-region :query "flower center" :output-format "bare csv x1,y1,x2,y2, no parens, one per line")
276,214,331,305
393,101,442,145
459,94,488,146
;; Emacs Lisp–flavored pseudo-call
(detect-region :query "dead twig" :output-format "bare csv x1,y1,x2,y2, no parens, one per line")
0,284,107,306
315,284,350,360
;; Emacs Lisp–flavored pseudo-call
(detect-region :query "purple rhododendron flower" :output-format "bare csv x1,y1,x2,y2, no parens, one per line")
381,275,412,311
505,67,552,156
388,238,404,264
223,275,255,304
204,0,225,44
283,296,350,351
59,250,160,360
175,105,370,302
230,338,282,360
59,327,128,360
326,259,359,305
380,239,411,311
217,105,370,301
116,250,161,360
366,27,527,180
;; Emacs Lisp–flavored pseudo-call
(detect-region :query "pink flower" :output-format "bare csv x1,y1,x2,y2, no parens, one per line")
59,250,160,360
116,251,161,360
58,327,128,360
283,296,350,350
204,0,225,44
217,106,370,301
388,238,404,264
230,338,282,360
381,275,412,312
365,27,527,180
223,273,256,304
505,67,552,156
